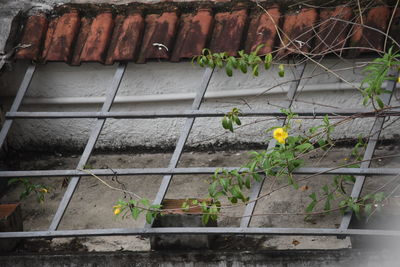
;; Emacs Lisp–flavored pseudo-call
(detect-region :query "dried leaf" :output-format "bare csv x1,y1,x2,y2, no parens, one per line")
292,239,300,246
300,185,309,191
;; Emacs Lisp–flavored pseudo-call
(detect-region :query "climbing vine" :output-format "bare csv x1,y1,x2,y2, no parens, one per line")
109,44,397,224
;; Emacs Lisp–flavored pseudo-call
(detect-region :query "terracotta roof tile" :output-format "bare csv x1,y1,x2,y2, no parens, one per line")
350,6,391,55
42,10,80,62
79,11,114,63
280,8,318,56
171,8,213,62
137,11,179,63
209,5,248,56
245,6,280,55
13,3,395,65
314,6,353,55
105,11,145,64
71,17,91,66
15,14,48,60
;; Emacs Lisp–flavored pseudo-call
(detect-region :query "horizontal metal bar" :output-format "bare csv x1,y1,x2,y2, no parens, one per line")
0,167,398,178
0,227,400,239
6,108,400,119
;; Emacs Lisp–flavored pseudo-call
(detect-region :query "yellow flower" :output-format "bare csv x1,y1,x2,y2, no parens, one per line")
39,188,48,193
273,128,288,144
114,207,121,215
398,77,400,83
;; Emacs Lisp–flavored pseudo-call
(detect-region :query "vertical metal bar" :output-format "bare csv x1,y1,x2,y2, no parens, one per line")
147,68,214,227
49,63,127,231
240,63,307,228
0,64,36,149
339,69,398,230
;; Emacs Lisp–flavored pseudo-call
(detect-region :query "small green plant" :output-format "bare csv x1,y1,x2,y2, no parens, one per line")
222,108,242,132
193,45,283,77
361,46,400,109
113,198,162,224
8,178,50,203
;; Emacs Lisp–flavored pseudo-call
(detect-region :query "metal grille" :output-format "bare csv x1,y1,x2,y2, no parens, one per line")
0,62,399,239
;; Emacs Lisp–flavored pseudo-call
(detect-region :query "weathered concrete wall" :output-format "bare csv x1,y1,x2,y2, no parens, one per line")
0,1,399,151
0,58,399,151
1,249,400,267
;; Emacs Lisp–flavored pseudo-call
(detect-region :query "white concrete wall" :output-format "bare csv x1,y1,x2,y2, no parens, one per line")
0,59,399,150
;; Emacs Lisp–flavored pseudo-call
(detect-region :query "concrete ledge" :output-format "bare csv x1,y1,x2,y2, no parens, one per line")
1,249,400,267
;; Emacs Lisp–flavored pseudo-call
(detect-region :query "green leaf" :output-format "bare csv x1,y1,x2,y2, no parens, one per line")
309,192,317,201
296,143,314,152
202,214,210,225
225,62,233,77
228,196,238,204
239,60,247,73
227,119,234,132
324,199,331,211
264,53,272,70
254,44,264,55
245,176,251,189
252,173,262,182
323,114,329,125
132,207,140,220
146,212,153,224
252,64,259,77
353,204,361,219
306,200,317,213
219,178,228,191
278,64,285,77
222,116,229,130
181,201,189,211
375,96,384,109
209,181,218,197
317,139,326,148
140,198,150,207
7,178,20,185
234,116,241,126
229,56,238,69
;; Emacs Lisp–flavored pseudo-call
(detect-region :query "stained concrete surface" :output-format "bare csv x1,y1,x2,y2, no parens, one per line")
2,249,400,267
1,143,399,252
